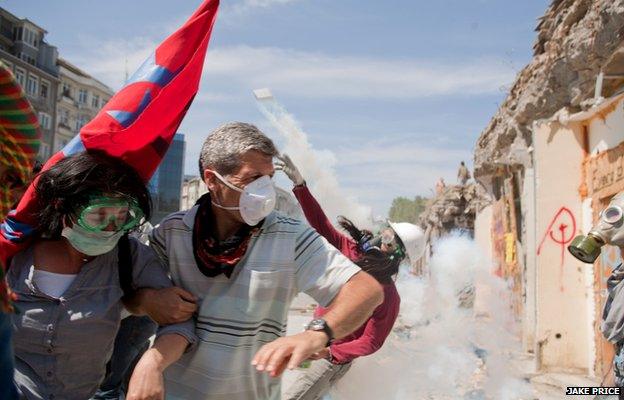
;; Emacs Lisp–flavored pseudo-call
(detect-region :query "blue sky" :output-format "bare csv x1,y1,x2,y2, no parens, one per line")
3,0,549,216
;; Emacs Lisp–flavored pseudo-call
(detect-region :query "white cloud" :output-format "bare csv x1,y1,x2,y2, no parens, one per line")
226,0,303,15
66,35,514,101
66,36,157,90
194,92,240,103
334,141,472,210
202,45,515,99
334,137,471,168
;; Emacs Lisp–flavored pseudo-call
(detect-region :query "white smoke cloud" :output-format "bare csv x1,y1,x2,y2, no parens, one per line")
254,92,373,228
326,234,533,399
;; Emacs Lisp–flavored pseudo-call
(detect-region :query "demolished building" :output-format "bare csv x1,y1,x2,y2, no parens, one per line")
473,0,624,382
419,183,484,239
418,184,486,248
411,183,486,280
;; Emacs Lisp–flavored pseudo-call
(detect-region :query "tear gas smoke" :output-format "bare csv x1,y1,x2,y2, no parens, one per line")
253,88,372,228
328,234,532,400
254,92,531,399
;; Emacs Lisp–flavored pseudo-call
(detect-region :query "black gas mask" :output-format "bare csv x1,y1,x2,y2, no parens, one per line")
359,228,405,261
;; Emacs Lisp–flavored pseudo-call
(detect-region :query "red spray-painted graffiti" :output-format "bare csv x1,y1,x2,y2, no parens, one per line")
537,207,577,291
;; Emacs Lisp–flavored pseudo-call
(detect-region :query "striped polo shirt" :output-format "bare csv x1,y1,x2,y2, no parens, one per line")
148,206,361,400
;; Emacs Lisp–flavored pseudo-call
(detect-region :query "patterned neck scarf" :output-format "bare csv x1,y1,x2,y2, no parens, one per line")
192,193,260,278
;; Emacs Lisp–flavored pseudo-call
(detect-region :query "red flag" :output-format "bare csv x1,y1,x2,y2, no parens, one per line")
0,0,220,265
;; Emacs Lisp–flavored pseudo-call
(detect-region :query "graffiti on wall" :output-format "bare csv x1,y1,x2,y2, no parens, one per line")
537,206,577,291
491,199,506,277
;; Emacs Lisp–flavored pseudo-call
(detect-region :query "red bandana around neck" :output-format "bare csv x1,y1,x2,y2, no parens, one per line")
192,193,261,278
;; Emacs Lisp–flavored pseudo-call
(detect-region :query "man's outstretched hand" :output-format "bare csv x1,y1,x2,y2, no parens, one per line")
252,330,328,377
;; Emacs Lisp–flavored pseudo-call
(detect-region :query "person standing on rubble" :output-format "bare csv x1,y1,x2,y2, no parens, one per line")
457,161,471,185
435,177,446,195
277,154,425,400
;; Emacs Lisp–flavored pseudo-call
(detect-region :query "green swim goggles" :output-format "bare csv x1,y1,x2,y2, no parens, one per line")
76,196,144,233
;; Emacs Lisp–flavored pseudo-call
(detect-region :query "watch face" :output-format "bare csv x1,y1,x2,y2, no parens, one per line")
308,319,325,331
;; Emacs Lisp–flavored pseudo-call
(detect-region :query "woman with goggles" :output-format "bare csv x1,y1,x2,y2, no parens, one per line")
277,153,425,400
5,151,197,400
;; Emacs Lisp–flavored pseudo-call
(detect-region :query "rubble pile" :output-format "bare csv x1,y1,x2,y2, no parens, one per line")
419,183,487,241
475,0,624,178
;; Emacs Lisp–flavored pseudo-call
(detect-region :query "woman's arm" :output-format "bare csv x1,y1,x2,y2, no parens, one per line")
126,333,189,400
277,154,357,255
292,185,355,253
328,291,400,364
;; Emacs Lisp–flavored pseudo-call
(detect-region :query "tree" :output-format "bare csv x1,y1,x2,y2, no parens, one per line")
388,196,428,224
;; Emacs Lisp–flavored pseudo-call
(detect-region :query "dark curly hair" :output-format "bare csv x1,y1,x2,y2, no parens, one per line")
35,150,151,238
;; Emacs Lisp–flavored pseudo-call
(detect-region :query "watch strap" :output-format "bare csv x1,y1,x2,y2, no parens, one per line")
323,323,334,346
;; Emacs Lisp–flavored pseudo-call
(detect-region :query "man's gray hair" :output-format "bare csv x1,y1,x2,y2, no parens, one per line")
198,122,278,176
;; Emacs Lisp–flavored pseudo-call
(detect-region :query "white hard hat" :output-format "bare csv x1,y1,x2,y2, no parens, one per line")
389,221,425,263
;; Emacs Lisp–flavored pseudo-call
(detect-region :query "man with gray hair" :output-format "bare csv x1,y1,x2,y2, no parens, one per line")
142,122,383,399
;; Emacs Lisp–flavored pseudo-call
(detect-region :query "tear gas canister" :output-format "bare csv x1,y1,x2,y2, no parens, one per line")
568,192,624,263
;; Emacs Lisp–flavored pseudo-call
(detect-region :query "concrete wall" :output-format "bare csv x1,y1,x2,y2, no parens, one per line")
581,197,596,377
588,100,624,155
522,167,537,353
533,120,589,373
474,204,493,265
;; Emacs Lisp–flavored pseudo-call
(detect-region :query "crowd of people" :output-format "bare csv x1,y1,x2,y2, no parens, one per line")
0,28,426,399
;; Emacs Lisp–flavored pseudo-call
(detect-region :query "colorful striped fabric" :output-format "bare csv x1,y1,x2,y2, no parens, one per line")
0,61,40,312
0,61,41,218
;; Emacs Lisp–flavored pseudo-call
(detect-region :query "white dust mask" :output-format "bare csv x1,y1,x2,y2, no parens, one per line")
211,171,276,226
61,224,124,256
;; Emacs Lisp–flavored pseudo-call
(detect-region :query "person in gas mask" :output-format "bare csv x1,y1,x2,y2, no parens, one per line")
144,122,383,400
6,151,198,400
277,153,425,400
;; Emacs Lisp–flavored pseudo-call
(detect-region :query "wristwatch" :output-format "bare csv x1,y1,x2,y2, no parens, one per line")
305,318,334,346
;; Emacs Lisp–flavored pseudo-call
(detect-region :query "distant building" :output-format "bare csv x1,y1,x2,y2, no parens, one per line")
0,7,60,160
180,176,206,211
180,176,303,219
55,58,113,152
150,133,186,224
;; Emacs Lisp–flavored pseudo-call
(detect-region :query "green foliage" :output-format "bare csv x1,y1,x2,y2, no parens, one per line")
388,196,428,223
